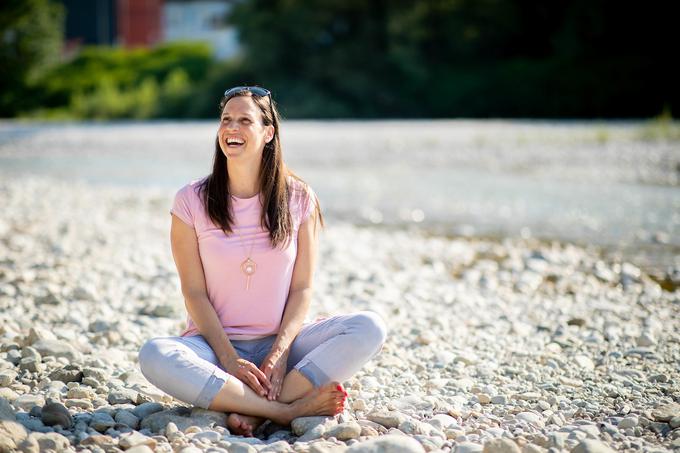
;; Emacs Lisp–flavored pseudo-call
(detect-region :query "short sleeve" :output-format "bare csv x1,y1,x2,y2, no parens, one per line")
170,184,196,228
300,185,318,225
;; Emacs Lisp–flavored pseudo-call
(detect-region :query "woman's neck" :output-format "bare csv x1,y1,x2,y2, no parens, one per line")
227,160,260,198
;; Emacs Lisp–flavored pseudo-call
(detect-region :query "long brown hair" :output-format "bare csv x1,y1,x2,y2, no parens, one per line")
197,89,323,248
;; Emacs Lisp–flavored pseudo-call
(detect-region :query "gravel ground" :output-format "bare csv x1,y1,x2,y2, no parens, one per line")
0,176,679,453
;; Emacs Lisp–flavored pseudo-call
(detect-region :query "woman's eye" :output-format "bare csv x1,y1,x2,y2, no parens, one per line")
241,119,251,124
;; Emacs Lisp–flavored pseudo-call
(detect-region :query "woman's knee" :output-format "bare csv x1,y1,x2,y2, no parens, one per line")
347,311,388,354
138,337,172,382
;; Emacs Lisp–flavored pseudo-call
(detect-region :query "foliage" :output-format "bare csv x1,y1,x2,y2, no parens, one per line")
225,0,677,119
0,0,64,116
5,0,678,119
27,42,212,119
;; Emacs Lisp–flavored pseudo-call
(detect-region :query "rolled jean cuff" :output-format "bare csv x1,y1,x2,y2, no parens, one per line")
295,359,330,388
194,369,229,408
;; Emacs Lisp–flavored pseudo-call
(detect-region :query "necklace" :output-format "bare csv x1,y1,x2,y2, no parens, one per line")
234,221,256,290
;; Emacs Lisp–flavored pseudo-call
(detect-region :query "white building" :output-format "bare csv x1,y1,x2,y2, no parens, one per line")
163,0,241,60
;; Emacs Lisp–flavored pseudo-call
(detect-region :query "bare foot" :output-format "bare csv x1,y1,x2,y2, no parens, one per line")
275,381,347,425
227,413,264,437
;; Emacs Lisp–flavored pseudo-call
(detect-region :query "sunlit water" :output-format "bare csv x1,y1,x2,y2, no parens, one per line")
1,120,678,273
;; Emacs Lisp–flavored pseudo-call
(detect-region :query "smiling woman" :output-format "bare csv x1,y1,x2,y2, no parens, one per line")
220,101,265,158
137,86,387,436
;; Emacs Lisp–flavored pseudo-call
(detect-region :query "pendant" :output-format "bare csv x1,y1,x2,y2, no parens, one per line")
241,258,257,290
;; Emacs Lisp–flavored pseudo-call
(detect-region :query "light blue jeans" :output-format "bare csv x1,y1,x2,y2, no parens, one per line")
138,311,387,408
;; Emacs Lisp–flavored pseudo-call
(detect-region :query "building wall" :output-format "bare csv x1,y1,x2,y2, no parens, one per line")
117,0,163,48
163,0,240,60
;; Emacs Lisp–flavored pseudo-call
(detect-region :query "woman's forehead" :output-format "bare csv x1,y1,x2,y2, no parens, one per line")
222,96,260,117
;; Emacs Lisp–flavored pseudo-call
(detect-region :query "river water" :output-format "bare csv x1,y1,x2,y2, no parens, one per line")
1,120,678,273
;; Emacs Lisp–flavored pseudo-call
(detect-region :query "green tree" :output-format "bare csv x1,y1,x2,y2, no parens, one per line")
0,0,64,116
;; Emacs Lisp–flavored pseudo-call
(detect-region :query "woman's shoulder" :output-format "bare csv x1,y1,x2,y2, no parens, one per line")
171,177,208,228
286,174,317,225
286,174,314,197
176,177,207,201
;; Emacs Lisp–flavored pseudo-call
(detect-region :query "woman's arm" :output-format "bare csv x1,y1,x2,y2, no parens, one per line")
272,207,320,355
171,214,270,394
260,206,320,399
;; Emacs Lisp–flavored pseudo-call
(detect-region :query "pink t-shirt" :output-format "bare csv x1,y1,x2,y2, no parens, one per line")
170,176,316,340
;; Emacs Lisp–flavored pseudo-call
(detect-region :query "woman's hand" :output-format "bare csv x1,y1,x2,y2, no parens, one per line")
260,349,289,401
224,357,271,398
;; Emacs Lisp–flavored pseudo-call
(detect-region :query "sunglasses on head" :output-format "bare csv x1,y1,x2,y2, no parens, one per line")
224,86,271,98
223,86,274,123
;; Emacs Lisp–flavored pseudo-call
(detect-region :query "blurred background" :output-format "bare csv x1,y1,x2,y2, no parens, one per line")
1,0,678,119
0,0,679,281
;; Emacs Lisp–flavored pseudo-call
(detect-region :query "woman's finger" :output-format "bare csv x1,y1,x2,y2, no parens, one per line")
261,363,273,380
245,372,267,396
250,365,272,389
268,382,278,400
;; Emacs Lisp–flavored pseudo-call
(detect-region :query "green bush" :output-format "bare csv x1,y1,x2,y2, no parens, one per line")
27,42,213,119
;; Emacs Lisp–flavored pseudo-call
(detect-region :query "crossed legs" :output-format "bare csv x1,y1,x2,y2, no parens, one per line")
138,311,387,436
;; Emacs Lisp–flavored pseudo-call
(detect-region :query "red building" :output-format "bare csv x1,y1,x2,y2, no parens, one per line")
117,0,163,48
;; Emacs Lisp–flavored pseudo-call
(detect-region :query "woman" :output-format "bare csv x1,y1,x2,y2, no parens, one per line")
138,86,387,437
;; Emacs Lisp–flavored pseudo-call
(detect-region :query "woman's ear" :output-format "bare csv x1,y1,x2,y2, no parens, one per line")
266,125,275,143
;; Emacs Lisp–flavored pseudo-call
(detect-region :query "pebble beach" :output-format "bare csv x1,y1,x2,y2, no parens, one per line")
0,176,679,453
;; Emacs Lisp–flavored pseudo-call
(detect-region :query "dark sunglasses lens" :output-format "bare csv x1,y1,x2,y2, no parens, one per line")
224,86,270,98
224,87,244,97
249,87,270,96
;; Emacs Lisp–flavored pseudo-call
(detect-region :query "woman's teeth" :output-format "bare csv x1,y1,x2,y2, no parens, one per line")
226,138,245,147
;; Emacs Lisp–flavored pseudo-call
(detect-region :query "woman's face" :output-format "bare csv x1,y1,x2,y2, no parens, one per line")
218,96,274,162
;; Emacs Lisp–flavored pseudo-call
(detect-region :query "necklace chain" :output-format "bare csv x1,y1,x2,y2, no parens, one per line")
233,219,256,290
234,222,254,259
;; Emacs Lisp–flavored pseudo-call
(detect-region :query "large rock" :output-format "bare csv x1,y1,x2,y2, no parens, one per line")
483,438,521,453
366,411,408,429
346,435,424,452
325,421,361,440
139,407,226,433
25,327,57,346
0,420,28,452
226,442,258,453
291,415,337,436
32,432,70,452
108,388,139,405
119,431,157,449
0,397,15,421
570,440,615,453
114,409,140,429
125,446,154,453
131,402,164,419
455,443,484,453
48,365,83,383
79,434,118,449
0,370,17,387
13,394,45,412
90,412,116,432
41,402,73,428
651,403,680,422
31,340,81,361
427,414,458,430
297,424,326,442
81,366,110,382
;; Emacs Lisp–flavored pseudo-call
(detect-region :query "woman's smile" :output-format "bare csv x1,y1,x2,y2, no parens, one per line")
218,96,271,159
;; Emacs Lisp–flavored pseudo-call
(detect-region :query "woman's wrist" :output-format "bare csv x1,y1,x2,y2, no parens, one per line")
219,351,240,367
270,343,290,358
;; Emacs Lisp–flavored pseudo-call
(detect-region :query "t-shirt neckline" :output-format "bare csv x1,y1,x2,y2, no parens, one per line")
231,192,260,202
